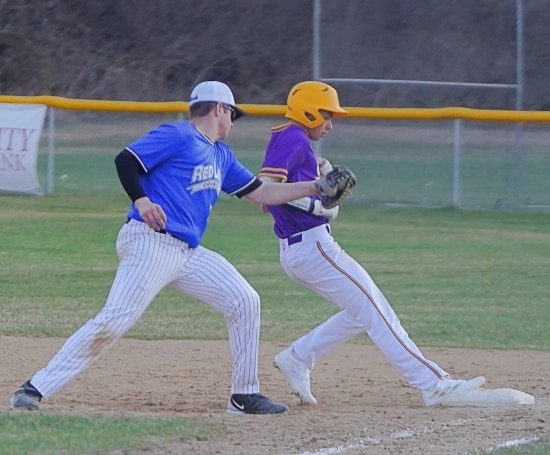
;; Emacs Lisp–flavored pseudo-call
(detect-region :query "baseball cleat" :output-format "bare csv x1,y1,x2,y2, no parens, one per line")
227,393,289,415
274,347,317,406
9,381,42,411
422,375,486,406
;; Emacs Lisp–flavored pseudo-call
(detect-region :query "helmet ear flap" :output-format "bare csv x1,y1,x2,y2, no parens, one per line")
285,105,321,128
304,111,317,122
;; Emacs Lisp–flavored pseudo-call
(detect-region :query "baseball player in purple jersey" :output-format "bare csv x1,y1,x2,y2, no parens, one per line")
258,81,486,407
9,80,338,415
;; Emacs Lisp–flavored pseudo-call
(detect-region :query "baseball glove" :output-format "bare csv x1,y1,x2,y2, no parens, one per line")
315,164,357,209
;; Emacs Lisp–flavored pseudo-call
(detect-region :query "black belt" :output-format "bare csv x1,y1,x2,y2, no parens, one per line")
286,225,330,246
126,218,167,235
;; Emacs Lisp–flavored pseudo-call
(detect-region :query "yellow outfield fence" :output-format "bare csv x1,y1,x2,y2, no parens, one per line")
2,95,550,123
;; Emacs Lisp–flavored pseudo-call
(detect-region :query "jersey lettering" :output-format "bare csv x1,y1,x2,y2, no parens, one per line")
188,163,222,194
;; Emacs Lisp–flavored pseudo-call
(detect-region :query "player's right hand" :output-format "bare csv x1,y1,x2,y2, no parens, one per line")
134,197,167,231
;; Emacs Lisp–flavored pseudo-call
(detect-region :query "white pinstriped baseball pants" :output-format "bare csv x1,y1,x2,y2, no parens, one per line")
31,219,261,398
278,223,449,391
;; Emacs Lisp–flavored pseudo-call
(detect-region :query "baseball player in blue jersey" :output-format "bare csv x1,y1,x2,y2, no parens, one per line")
9,80,340,415
258,81,487,407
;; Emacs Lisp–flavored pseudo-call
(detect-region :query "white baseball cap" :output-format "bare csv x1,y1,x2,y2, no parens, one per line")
189,81,245,120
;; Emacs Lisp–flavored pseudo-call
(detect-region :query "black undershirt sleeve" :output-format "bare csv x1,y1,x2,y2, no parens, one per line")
114,149,147,202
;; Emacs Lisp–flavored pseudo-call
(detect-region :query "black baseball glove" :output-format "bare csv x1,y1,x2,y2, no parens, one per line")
315,164,357,209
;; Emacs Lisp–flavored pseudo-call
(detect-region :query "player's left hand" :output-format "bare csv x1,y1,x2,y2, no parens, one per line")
135,197,167,231
317,157,333,177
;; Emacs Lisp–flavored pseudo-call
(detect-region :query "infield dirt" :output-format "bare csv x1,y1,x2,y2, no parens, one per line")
1,336,548,454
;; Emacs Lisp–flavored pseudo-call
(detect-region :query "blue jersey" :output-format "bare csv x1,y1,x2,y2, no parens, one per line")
125,122,256,247
258,123,327,239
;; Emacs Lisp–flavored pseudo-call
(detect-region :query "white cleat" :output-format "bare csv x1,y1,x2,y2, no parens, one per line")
423,376,486,406
274,347,317,406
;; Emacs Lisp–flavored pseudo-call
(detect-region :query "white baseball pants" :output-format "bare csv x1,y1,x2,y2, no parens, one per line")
31,219,261,398
278,224,448,391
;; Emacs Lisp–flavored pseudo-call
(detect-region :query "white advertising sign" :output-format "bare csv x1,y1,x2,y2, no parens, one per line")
0,104,47,195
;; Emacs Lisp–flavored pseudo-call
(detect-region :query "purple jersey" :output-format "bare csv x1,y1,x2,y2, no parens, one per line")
126,122,256,247
259,123,328,239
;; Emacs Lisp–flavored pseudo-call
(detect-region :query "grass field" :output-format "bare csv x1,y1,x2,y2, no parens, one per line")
2,195,550,349
1,194,549,454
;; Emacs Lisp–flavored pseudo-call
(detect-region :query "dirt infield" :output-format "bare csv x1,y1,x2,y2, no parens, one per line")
1,336,548,454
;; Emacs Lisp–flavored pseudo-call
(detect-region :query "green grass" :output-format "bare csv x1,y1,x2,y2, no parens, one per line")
1,194,548,454
490,441,549,455
0,413,221,455
1,195,550,349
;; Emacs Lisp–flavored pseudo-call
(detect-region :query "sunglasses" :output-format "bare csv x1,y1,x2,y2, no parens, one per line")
222,104,237,122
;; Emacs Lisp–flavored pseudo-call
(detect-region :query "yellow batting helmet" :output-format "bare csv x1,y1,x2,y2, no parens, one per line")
285,81,348,128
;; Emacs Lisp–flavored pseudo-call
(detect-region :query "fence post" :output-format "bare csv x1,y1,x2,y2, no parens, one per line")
46,107,55,195
452,119,462,207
